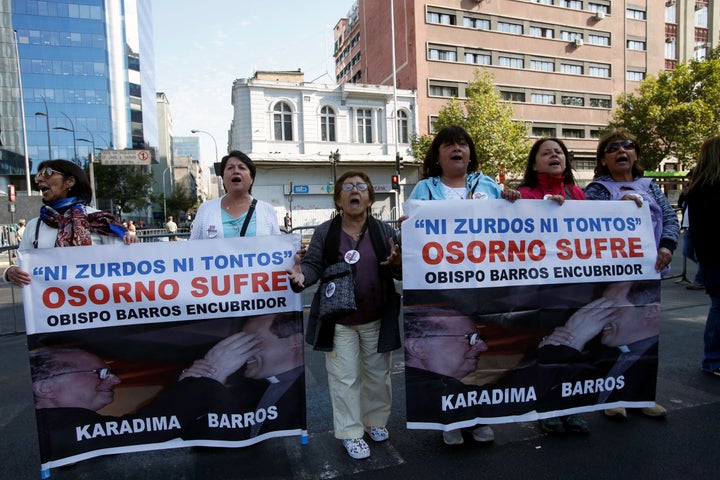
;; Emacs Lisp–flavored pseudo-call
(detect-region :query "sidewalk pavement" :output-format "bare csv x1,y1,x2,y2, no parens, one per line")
2,250,719,479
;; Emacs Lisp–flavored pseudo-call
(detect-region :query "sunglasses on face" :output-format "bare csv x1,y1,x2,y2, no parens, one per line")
35,167,65,180
341,182,369,192
604,140,637,154
47,367,115,380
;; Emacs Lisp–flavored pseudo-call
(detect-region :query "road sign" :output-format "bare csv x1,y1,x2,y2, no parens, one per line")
100,149,152,165
293,185,309,194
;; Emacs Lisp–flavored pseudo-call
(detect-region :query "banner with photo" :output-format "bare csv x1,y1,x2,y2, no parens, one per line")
401,199,661,430
20,235,305,470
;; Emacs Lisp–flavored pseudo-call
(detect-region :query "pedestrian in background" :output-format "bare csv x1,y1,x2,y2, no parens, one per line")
165,215,178,241
678,174,704,290
287,171,401,460
686,136,720,377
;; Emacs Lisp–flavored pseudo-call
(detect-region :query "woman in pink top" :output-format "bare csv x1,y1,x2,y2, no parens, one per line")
518,138,585,203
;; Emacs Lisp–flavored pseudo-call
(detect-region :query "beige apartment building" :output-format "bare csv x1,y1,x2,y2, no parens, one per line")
333,0,718,182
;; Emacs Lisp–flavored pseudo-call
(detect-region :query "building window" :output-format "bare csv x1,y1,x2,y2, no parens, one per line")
589,97,612,108
427,12,456,25
356,108,373,143
560,30,583,41
627,40,646,51
589,66,610,77
499,56,524,69
530,26,554,38
501,91,526,102
665,40,677,60
626,71,645,81
429,48,457,62
320,106,336,142
464,17,490,30
695,4,708,28
562,128,585,138
532,126,556,137
561,63,583,75
273,102,293,141
561,95,584,106
465,52,491,65
587,34,610,46
497,22,523,35
626,8,646,20
429,85,459,97
531,60,555,72
563,1,583,10
665,5,677,23
588,3,610,14
397,110,409,144
533,0,554,5
429,116,440,134
531,93,556,104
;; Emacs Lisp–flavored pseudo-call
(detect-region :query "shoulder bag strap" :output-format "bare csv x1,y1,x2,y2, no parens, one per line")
238,199,257,237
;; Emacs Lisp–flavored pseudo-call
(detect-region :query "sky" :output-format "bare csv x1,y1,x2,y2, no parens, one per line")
152,0,354,170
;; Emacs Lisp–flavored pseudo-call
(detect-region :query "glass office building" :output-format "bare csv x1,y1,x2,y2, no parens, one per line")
1,0,156,182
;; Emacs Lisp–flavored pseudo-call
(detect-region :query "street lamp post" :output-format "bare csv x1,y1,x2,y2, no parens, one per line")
162,167,171,221
329,149,340,183
191,129,220,183
77,129,97,206
34,95,52,161
53,112,78,164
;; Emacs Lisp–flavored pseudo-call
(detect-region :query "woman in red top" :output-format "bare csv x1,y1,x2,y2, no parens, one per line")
518,138,585,203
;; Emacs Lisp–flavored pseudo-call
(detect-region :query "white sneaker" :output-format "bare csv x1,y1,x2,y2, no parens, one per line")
342,438,370,459
442,429,464,445
471,425,495,443
365,425,389,442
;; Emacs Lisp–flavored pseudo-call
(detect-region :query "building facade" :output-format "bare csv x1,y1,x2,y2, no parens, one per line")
229,70,418,227
0,0,157,197
664,0,718,69
333,0,717,183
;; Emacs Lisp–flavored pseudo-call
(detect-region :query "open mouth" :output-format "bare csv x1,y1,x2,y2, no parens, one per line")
349,198,361,207
548,160,561,167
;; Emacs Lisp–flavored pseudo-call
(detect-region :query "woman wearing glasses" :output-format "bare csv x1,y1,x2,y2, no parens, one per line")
3,159,133,287
585,128,678,420
190,151,280,240
287,171,401,459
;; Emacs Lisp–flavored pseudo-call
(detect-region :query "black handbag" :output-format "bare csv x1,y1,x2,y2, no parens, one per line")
318,261,357,321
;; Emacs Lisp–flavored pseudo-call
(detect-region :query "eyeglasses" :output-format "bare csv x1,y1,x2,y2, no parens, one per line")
413,332,484,346
341,183,369,192
604,140,637,154
48,367,115,380
35,167,65,180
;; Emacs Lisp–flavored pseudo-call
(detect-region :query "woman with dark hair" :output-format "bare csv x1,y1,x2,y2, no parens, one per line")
190,150,279,239
407,125,518,445
409,125,521,201
287,170,401,460
519,137,585,203
585,128,678,420
686,136,720,376
3,159,133,287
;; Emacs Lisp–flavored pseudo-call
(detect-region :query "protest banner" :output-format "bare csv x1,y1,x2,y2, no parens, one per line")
20,235,305,471
401,199,661,430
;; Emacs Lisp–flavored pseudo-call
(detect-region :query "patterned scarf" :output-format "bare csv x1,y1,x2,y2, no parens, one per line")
39,197,127,247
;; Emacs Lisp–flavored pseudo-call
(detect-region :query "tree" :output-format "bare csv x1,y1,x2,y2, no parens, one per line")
410,70,530,178
610,47,720,171
93,164,155,215
165,183,199,220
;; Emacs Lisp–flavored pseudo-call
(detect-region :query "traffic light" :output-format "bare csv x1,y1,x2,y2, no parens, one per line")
391,174,399,190
8,184,16,202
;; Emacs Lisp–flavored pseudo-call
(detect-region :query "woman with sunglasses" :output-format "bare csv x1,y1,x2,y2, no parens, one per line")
287,171,401,460
190,151,279,239
3,159,134,287
585,128,678,420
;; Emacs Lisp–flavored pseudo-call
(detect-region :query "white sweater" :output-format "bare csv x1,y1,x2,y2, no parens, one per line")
189,196,280,240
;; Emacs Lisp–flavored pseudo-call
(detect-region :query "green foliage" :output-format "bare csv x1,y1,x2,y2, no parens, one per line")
610,47,720,170
93,163,155,214
410,70,530,178
165,183,199,219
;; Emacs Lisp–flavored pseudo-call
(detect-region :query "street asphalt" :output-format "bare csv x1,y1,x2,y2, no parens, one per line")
1,244,719,480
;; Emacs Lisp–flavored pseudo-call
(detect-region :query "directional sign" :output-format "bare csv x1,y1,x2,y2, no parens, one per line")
100,149,152,165
293,185,309,194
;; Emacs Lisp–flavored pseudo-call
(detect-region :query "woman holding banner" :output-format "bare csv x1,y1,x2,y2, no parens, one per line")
190,150,280,239
518,137,589,435
585,128,679,419
408,125,520,446
287,171,401,460
3,159,133,287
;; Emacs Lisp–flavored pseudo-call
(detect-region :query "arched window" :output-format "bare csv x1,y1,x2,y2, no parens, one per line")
320,106,336,142
397,110,409,144
273,102,293,141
